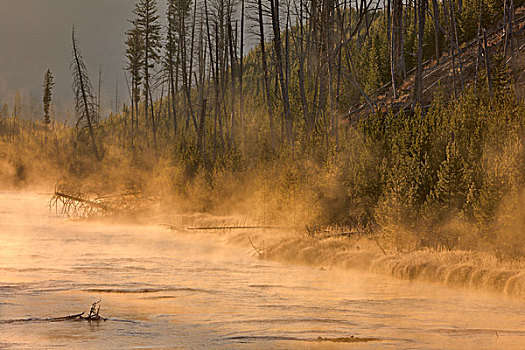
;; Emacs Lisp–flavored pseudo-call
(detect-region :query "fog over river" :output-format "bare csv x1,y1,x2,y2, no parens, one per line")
1,192,525,349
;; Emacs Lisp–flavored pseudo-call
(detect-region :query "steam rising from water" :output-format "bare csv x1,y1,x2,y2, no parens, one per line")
2,192,525,349
196,223,525,297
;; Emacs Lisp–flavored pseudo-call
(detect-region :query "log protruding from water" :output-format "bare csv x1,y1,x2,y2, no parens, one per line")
50,186,113,218
68,301,106,322
50,183,151,219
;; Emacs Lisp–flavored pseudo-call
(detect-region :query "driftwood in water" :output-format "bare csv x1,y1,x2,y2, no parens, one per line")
66,301,106,322
315,336,378,343
0,301,107,324
55,192,109,210
248,236,265,257
84,300,105,321
0,313,86,324
50,183,152,219
51,191,113,218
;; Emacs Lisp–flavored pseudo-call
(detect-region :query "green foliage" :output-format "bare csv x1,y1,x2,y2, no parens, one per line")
491,50,513,97
3,0,525,257
132,0,162,65
125,28,144,91
431,140,470,212
42,69,54,125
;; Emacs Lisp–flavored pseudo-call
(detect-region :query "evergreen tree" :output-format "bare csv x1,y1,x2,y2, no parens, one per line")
363,33,387,97
1,104,8,119
491,50,512,96
131,0,162,154
431,140,470,212
473,171,504,232
375,158,421,247
42,69,54,126
125,27,144,148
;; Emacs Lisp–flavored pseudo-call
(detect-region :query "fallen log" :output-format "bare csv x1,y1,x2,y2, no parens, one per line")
50,190,115,218
186,226,288,231
56,301,106,321
54,191,109,210
0,302,107,324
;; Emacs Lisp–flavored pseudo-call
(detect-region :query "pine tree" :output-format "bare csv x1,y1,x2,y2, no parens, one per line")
42,69,54,126
131,0,162,154
364,34,384,97
0,104,8,118
491,50,512,96
473,171,504,232
432,140,469,211
125,27,144,149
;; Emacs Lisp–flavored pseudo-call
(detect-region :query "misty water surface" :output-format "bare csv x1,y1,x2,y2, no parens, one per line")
1,192,525,349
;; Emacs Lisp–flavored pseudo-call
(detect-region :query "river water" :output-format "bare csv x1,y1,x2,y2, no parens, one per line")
1,192,525,349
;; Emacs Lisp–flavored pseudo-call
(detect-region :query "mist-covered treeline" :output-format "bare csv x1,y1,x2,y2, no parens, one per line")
1,0,525,256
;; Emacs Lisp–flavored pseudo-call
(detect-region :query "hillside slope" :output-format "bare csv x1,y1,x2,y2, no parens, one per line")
350,7,525,118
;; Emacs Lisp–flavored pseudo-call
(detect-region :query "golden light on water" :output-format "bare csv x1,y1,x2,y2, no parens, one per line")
1,192,525,349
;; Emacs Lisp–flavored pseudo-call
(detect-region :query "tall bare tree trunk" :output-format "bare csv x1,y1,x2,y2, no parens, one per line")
258,0,276,147
98,66,102,117
414,0,426,106
227,20,237,146
295,0,311,134
239,0,245,146
71,28,101,161
483,28,494,98
391,0,405,96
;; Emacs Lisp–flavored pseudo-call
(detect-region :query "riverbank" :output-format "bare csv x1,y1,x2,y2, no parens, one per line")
166,214,525,298
261,235,525,297
11,186,525,299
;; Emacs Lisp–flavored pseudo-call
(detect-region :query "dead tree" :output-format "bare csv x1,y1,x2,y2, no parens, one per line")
239,0,246,145
391,0,405,97
204,0,225,150
290,0,312,135
186,0,199,133
257,0,276,147
414,0,427,106
270,0,294,146
196,12,208,161
431,0,441,63
483,28,494,97
504,0,517,89
71,27,101,161
97,66,102,119
166,0,179,135
51,191,110,218
227,19,237,146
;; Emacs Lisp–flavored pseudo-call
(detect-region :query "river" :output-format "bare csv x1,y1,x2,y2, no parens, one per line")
1,192,525,349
